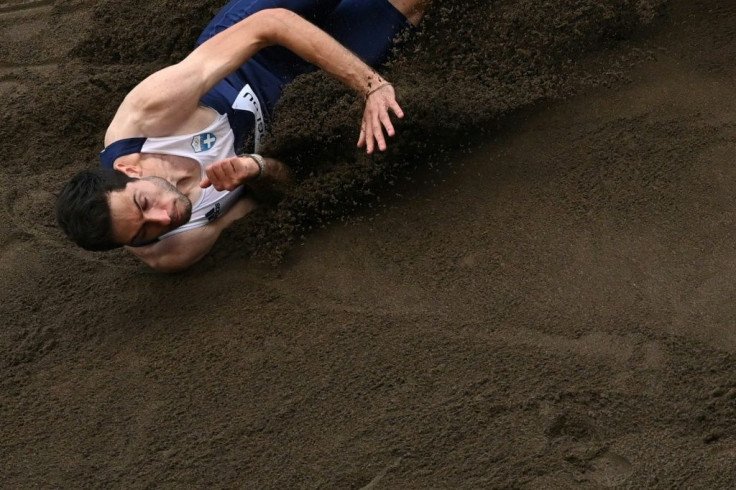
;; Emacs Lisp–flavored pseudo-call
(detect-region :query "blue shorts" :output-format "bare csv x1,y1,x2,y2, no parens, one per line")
196,0,412,115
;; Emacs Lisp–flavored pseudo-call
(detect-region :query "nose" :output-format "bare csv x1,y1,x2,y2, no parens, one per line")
145,207,171,226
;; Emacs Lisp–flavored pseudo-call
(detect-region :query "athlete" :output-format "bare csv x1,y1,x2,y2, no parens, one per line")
56,0,429,272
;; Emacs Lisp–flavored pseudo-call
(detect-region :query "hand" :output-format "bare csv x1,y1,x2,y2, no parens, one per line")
200,156,260,191
358,82,404,154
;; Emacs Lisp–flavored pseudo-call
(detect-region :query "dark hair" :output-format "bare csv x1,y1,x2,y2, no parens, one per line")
56,168,135,251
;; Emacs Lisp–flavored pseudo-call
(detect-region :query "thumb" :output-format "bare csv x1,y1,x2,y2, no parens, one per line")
200,176,211,188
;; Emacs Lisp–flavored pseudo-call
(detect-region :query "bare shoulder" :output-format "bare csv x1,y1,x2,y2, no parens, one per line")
105,63,210,144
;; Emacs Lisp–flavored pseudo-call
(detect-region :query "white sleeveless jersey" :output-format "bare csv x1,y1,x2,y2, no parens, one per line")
136,112,243,240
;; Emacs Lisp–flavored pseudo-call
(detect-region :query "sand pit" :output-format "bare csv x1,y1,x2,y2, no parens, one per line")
3,0,736,487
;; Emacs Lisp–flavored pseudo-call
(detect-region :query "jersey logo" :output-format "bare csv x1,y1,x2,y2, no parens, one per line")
191,132,217,153
205,203,221,222
232,84,265,152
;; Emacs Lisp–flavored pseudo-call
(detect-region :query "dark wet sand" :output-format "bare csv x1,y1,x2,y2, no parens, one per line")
3,0,736,487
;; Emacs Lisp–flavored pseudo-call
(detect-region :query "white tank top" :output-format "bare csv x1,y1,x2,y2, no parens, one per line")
136,112,244,240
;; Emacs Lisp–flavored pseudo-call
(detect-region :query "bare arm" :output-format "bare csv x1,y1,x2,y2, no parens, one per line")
125,197,256,273
111,8,401,152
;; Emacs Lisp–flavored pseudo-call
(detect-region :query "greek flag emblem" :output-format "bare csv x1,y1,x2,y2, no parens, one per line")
191,132,217,153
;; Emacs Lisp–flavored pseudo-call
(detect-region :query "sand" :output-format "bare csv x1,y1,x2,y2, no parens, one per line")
3,0,736,487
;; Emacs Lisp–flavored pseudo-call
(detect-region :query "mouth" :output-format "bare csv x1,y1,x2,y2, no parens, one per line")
167,197,192,232
169,204,180,229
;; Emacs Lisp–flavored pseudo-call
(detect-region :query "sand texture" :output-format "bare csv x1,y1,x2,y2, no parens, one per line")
3,0,736,487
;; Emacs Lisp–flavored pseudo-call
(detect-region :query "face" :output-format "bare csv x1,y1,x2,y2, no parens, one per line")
108,177,192,246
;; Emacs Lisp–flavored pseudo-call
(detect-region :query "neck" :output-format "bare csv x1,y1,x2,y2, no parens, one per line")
139,153,202,201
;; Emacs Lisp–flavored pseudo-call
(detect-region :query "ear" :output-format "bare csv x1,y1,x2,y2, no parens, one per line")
114,160,142,177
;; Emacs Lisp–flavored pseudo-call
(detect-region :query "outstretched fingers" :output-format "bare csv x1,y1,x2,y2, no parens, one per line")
371,111,386,153
358,124,367,149
380,111,396,138
390,98,404,120
357,84,405,154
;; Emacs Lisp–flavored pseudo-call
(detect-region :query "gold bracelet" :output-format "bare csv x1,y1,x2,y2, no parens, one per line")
364,82,393,101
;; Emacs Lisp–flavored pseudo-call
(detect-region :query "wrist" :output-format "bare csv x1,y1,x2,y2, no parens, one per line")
364,82,393,101
362,72,388,99
239,153,266,180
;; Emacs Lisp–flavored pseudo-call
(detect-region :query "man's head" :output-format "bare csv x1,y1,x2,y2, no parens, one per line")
56,168,192,251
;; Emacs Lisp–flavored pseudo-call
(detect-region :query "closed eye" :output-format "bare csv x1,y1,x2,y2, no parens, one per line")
131,194,145,244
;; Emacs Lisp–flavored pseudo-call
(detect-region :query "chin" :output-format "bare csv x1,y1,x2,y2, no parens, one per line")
177,197,193,225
